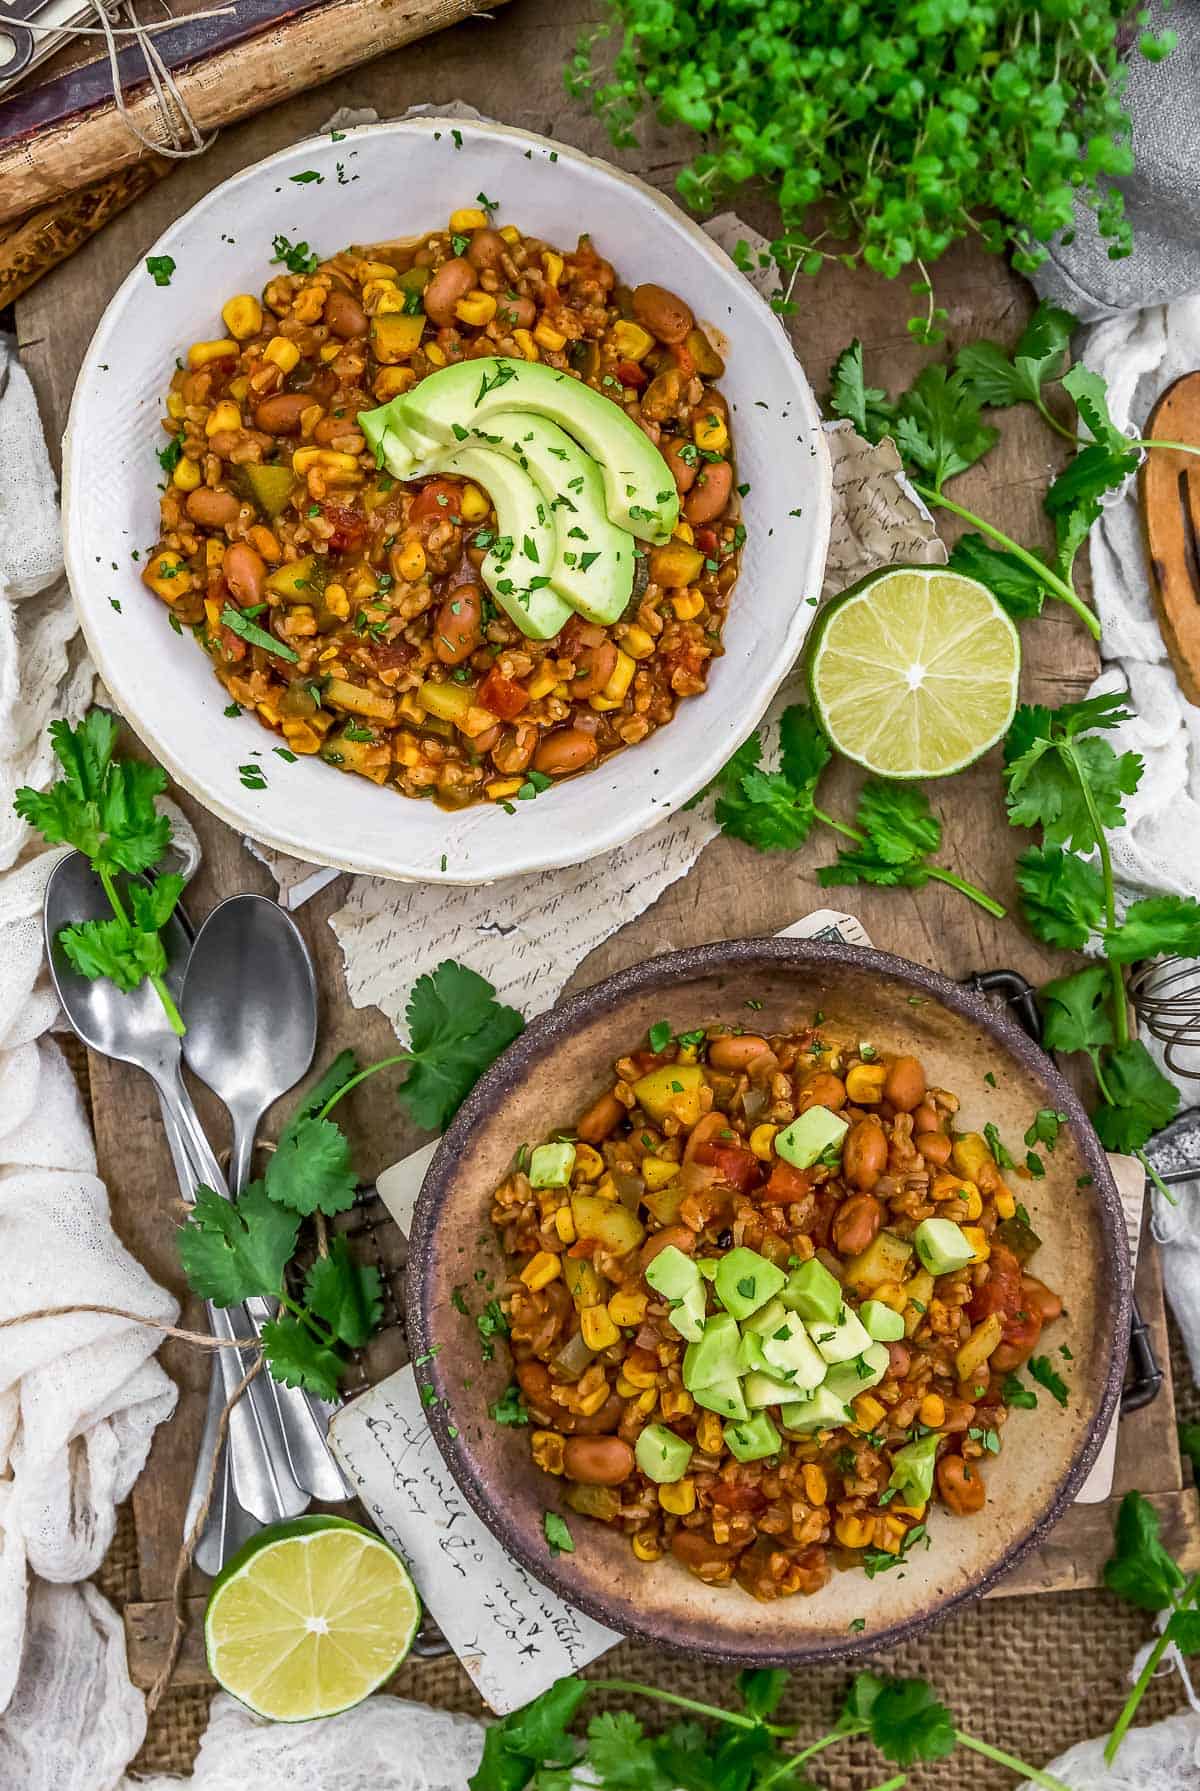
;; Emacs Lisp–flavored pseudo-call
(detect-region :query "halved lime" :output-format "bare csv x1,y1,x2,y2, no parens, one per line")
204,1514,420,1721
807,566,1020,779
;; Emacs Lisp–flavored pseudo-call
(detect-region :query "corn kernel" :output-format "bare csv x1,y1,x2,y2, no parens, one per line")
347,568,380,604
802,1464,828,1506
592,1173,619,1202
631,1530,662,1562
659,1478,696,1516
962,1184,983,1220
892,1500,927,1521
676,1042,699,1065
293,447,360,475
256,699,282,726
531,1430,565,1476
142,551,193,601
994,1188,1017,1220
248,525,281,562
580,1305,620,1351
533,321,567,352
603,648,636,702
835,1514,873,1549
363,278,404,312
395,539,427,581
425,343,447,367
512,329,539,361
694,410,729,454
641,1155,679,1191
851,1393,886,1430
281,718,323,755
171,455,201,492
553,1205,576,1245
589,695,622,712
456,290,498,327
317,341,341,363
188,338,238,369
166,392,185,419
845,1062,887,1104
324,584,351,620
573,1143,604,1182
526,663,559,700
623,625,655,660
459,483,491,522
576,1378,611,1417
374,366,416,400
749,1123,779,1161
919,1393,946,1428
450,206,488,232
222,294,263,340
203,597,222,632
672,590,704,621
697,1411,725,1455
394,731,421,767
499,224,521,245
520,1251,561,1292
672,519,695,544
263,336,301,373
616,1373,639,1398
359,260,399,282
205,400,241,436
875,1281,908,1312
204,539,225,571
632,1388,657,1418
622,1360,659,1390
960,1226,990,1264
610,319,656,362
659,1387,695,1420
484,776,523,801
608,1289,648,1327
542,249,564,287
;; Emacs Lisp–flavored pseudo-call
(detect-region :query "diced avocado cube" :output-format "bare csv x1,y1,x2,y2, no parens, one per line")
528,1141,576,1188
694,1377,749,1422
780,1385,853,1433
723,1411,782,1463
665,1280,707,1344
635,1422,693,1485
888,1431,940,1505
860,1299,906,1342
740,1295,789,1337
781,1257,843,1325
913,1216,975,1275
808,1304,872,1365
743,1370,802,1410
760,1314,828,1391
736,1329,771,1377
697,1258,720,1281
645,1244,702,1304
824,1342,890,1401
713,1246,786,1320
774,1105,849,1169
682,1313,741,1390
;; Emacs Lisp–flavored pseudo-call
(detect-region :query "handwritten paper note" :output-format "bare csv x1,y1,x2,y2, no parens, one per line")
329,1369,621,1714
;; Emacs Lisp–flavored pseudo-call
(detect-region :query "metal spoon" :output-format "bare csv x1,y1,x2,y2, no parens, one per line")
43,852,307,1526
181,893,349,1512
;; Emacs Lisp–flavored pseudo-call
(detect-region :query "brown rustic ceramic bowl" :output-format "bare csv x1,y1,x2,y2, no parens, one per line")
406,938,1131,1663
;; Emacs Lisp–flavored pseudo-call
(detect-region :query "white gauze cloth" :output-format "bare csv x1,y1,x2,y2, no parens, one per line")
0,332,179,1746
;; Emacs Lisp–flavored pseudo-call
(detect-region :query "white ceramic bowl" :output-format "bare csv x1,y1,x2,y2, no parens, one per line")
64,118,831,883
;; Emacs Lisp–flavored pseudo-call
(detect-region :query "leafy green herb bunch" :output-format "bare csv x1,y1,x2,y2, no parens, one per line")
568,2,1176,338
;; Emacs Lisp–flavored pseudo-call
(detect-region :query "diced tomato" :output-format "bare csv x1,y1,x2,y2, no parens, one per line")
694,527,720,559
567,1238,599,1259
321,504,366,553
616,358,647,389
218,624,247,663
670,342,696,378
694,1141,760,1194
761,1159,815,1204
371,639,415,672
478,666,529,720
711,1481,767,1513
408,478,465,524
970,1242,1043,1368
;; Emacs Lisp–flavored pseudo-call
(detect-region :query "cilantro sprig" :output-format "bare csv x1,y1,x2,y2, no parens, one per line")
14,712,185,1034
1102,1491,1200,1763
1002,692,1191,1191
698,705,1004,920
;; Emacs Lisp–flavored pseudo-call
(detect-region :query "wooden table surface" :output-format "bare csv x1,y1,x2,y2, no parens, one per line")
14,0,1198,1696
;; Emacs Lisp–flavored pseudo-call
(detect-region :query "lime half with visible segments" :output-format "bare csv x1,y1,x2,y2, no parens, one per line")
204,1514,420,1721
807,566,1021,779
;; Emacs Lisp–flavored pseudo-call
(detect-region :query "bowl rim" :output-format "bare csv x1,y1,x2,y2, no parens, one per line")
60,114,833,886
407,935,1132,1663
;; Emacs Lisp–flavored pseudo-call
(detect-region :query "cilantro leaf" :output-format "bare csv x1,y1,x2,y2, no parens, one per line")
1014,845,1104,950
1038,964,1115,1056
684,729,761,811
947,534,1050,621
1025,1109,1067,1152
1104,1490,1188,1612
488,1382,529,1426
493,1676,588,1769
398,960,524,1131
1165,1611,1200,1655
1003,700,1142,852
266,1113,357,1215
983,1122,1015,1170
177,1181,299,1305
818,781,940,892
259,1314,346,1400
585,1712,670,1790
1028,1354,1069,1407
1044,439,1139,523
220,603,299,664
1062,363,1130,457
736,1667,788,1721
1002,1371,1038,1410
890,366,998,491
850,1674,957,1766
954,303,1075,414
1092,1040,1179,1154
828,339,893,441
717,767,815,851
58,912,170,991
1179,1422,1200,1480
544,1511,575,1556
779,703,833,795
304,1235,383,1348
1105,894,1200,964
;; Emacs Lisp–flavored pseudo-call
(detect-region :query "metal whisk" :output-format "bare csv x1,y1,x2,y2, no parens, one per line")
1129,957,1200,1080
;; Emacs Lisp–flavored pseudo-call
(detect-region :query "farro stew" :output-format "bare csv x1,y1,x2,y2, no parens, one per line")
491,1021,1065,1601
144,209,743,807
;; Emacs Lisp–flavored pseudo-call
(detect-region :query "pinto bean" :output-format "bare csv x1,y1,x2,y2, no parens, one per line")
324,288,368,339
185,487,240,529
632,282,694,344
223,542,266,606
887,1340,912,1380
832,1193,884,1256
569,640,618,699
662,436,698,494
491,724,538,776
884,1055,926,1113
917,1131,952,1167
640,368,685,422
467,228,508,272
682,1110,731,1163
533,728,598,777
433,582,484,665
684,459,733,524
639,1225,697,1275
563,1392,625,1435
577,1089,623,1143
495,293,536,330
706,1033,769,1072
253,392,310,435
843,1119,887,1191
516,1360,551,1408
562,1435,634,1486
1021,1277,1064,1324
423,257,476,325
937,1453,987,1515
796,1071,847,1113
671,1529,739,1569
913,1102,941,1134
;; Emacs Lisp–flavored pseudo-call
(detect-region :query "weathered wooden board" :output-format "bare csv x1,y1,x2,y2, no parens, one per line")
15,0,1198,1691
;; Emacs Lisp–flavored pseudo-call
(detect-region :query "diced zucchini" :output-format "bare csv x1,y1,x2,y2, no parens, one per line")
265,553,324,602
324,677,397,723
955,1312,1003,1384
563,1256,608,1311
372,312,426,363
843,1230,914,1292
418,679,475,723
240,463,297,520
570,1193,645,1256
632,1063,704,1124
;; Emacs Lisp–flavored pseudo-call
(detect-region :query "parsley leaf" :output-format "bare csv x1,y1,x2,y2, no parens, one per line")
304,1235,383,1348
736,1668,788,1720
177,1181,299,1305
828,339,893,440
983,1122,1015,1170
1038,963,1115,1056
1104,1489,1188,1612
1028,1354,1069,1408
1104,894,1200,964
259,1314,346,1401
1092,1040,1179,1154
947,533,1052,621
954,301,1075,417
1002,1371,1038,1410
543,1511,575,1556
890,366,998,491
1014,845,1104,950
220,603,299,663
398,961,524,1131
488,1383,529,1426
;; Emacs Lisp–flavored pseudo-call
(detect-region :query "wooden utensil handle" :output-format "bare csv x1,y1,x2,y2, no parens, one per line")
0,156,171,309
1140,371,1200,708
